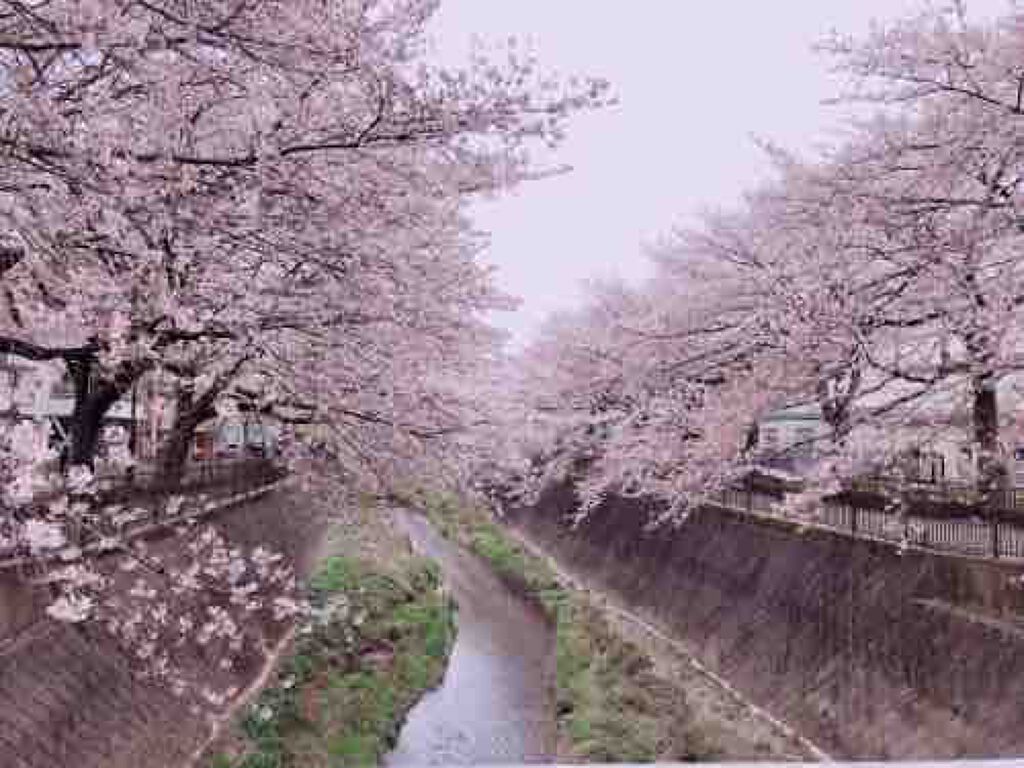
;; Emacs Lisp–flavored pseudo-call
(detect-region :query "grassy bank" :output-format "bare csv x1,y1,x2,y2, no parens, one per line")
418,492,717,763
207,505,456,768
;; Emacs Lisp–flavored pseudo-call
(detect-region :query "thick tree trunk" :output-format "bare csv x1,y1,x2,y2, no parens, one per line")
817,363,861,497
67,407,102,469
64,357,146,472
973,375,1003,492
156,387,218,488
972,374,1005,555
65,360,109,470
154,356,247,488
157,388,195,488
818,363,861,448
156,419,200,490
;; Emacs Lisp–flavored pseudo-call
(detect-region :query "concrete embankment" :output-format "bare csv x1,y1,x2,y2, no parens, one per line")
508,481,1024,759
0,483,329,768
419,493,812,762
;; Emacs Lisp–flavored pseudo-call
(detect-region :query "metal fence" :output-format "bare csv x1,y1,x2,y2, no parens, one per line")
0,458,286,570
95,458,281,503
712,488,1024,560
836,475,1024,514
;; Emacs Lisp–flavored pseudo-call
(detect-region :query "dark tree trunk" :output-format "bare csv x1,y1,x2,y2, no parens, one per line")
972,374,1005,555
973,374,1003,493
817,362,862,497
818,362,861,449
157,387,195,488
156,386,218,488
157,419,200,490
65,358,146,472
153,355,247,488
67,359,99,469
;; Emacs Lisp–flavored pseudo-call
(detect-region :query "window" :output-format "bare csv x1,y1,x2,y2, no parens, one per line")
53,371,76,398
245,423,265,445
918,451,945,483
793,426,816,457
759,427,780,451
224,424,243,445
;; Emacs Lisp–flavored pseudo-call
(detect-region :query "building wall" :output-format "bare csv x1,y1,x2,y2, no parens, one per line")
754,406,827,476
192,414,281,461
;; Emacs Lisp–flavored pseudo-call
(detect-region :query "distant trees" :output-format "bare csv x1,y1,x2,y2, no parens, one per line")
490,2,1024,520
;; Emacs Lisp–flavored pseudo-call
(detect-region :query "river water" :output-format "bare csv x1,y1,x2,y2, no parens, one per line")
385,510,556,766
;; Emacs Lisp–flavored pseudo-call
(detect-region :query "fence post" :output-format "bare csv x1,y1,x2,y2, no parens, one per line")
850,505,858,536
992,514,1000,560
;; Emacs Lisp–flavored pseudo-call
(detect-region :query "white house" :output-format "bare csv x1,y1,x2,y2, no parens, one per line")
0,354,156,465
752,377,1024,487
192,414,281,461
753,404,828,476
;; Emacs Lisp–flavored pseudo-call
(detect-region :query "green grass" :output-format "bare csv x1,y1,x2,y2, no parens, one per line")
419,491,564,609
210,553,456,768
418,491,718,763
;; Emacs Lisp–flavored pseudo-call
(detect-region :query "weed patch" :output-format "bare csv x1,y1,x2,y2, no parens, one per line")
209,552,456,768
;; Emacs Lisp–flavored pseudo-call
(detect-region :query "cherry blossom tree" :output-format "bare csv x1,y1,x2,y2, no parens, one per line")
817,1,1024,505
488,2,1024,525
0,0,609,472
0,0,610,703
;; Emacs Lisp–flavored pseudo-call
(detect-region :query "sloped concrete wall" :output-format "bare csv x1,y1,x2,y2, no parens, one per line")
509,483,1024,759
0,622,205,768
0,485,329,768
0,573,42,641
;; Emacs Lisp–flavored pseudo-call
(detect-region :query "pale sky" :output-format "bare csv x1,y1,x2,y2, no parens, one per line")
428,1,1009,345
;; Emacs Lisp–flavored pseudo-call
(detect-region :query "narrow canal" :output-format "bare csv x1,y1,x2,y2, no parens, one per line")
386,510,556,766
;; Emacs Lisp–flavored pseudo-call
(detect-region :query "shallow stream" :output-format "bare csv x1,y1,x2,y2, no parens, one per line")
385,510,556,766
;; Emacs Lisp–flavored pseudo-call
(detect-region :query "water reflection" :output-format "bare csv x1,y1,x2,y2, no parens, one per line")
385,510,556,766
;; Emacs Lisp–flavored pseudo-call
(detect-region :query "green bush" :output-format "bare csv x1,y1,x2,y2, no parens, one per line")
327,733,377,764
310,556,360,594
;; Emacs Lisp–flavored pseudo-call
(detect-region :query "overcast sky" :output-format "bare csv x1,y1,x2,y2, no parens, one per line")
428,1,1009,345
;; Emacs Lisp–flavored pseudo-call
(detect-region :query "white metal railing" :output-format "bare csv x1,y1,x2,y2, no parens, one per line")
708,489,1024,560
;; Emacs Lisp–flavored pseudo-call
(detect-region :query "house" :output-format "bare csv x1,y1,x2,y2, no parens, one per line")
192,414,281,461
752,405,826,476
0,355,161,468
751,376,1024,488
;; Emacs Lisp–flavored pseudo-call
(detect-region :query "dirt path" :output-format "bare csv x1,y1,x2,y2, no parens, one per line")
188,626,298,768
503,520,831,762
